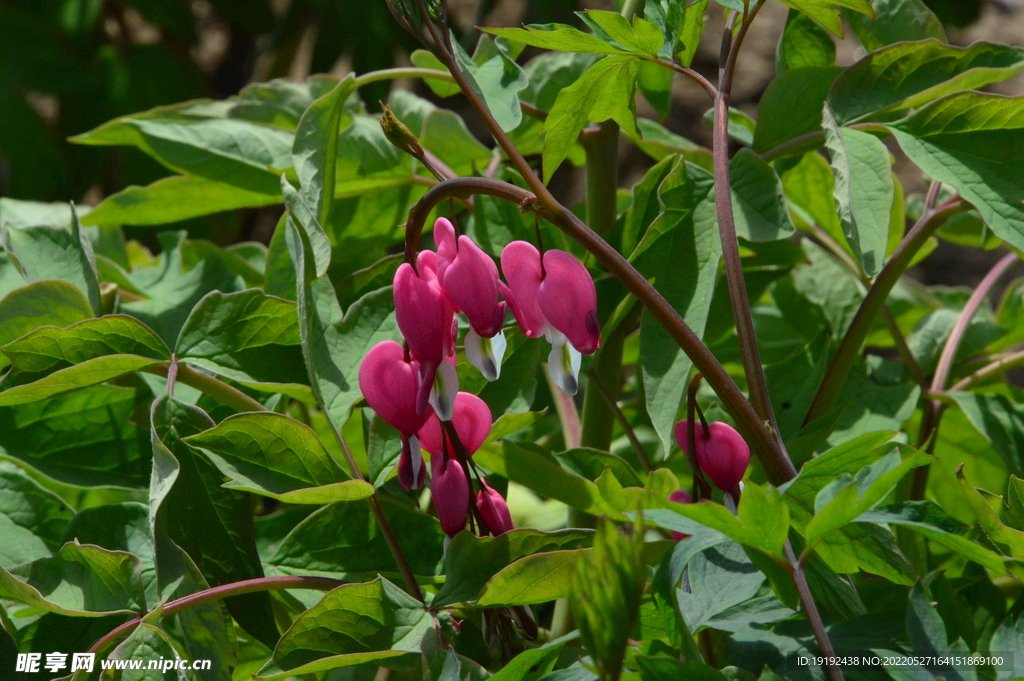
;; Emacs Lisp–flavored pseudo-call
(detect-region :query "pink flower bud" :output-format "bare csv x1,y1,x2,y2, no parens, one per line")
499,241,548,339
432,454,469,537
537,250,600,355
477,480,515,536
674,420,749,492
667,489,692,541
419,392,492,460
358,341,431,435
441,236,506,338
394,252,455,413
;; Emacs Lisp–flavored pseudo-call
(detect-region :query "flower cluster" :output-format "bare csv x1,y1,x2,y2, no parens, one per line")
359,218,600,539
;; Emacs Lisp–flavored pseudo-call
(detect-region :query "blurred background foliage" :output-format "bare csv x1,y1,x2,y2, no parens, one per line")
0,0,1012,249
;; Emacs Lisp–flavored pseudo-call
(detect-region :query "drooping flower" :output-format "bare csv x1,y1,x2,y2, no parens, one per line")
537,250,600,355
358,340,433,490
667,489,693,541
393,250,457,418
419,392,492,460
499,242,600,396
674,420,750,492
478,480,515,536
432,454,469,538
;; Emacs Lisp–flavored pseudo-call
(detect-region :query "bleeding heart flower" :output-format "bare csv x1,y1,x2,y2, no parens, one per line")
393,251,457,417
477,480,515,536
674,420,750,492
432,454,469,538
419,392,492,460
358,340,433,490
667,489,692,541
499,241,547,339
537,249,600,355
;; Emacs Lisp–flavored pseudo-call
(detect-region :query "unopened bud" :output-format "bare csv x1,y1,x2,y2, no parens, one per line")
380,104,424,160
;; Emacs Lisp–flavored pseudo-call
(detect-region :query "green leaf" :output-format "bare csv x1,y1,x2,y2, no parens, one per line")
577,11,664,57
184,412,374,504
668,484,789,559
294,74,357,233
730,148,797,242
105,622,187,680
0,281,93,370
888,92,1024,253
475,441,625,519
476,548,586,607
846,0,944,52
637,656,730,681
804,448,931,550
990,614,1024,681
951,392,1024,477
830,40,1024,125
752,66,843,156
487,645,565,681
676,541,766,632
482,25,635,56
120,232,245,347
410,50,461,97
633,160,721,453
783,151,849,257
543,55,641,182
822,103,894,277
623,119,714,169
453,40,529,132
782,432,918,583
776,9,836,72
3,207,101,315
281,175,333,281
0,541,146,616
433,528,594,607
116,118,293,195
257,578,431,679
0,315,170,406
270,497,445,581
0,385,151,488
857,501,1007,570
81,174,280,227
0,465,73,568
175,289,309,397
151,395,278,649
286,219,399,433
0,198,92,231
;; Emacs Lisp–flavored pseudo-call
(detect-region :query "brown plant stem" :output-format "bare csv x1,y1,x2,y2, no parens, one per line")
785,542,844,681
951,348,1024,392
712,4,780,450
804,196,970,425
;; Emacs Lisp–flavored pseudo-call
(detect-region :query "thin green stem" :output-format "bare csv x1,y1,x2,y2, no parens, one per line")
144,364,266,413
712,2,786,459
804,197,970,425
405,177,795,484
585,368,652,472
951,348,1024,392
87,576,344,661
352,67,455,89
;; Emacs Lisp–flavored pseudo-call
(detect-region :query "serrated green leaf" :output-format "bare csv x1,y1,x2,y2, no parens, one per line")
777,9,836,72
846,0,944,52
888,92,1024,253
433,528,594,607
830,40,1024,125
175,289,308,397
951,392,1024,476
0,541,145,616
543,55,640,182
677,541,766,632
577,11,664,57
184,412,373,504
257,578,430,679
666,484,788,559
822,103,894,277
